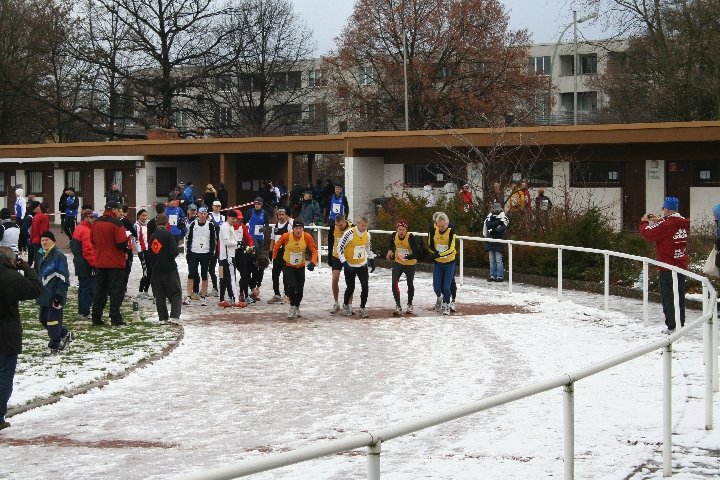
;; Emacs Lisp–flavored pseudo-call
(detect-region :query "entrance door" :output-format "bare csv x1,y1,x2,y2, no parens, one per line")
622,161,646,231
1,171,11,209
666,161,692,218
105,168,136,209
42,171,54,213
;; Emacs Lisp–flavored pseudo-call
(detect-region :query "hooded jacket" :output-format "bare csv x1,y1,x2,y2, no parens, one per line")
0,261,42,354
70,220,96,277
36,245,70,306
92,210,128,269
639,213,690,271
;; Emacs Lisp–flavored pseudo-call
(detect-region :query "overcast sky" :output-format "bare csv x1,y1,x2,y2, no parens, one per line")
290,0,607,55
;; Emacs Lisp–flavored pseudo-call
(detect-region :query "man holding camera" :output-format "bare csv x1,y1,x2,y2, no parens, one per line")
0,246,42,430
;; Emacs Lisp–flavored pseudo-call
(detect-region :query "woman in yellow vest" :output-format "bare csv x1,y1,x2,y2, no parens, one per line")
271,219,318,318
337,215,373,318
385,219,418,315
329,214,353,314
427,212,456,315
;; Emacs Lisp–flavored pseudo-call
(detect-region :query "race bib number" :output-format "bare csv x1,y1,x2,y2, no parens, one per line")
169,214,178,226
352,247,366,260
199,241,205,250
397,248,409,260
254,224,263,236
332,204,341,214
436,244,448,253
290,252,303,265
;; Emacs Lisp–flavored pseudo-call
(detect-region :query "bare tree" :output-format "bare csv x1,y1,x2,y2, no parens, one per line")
196,0,317,137
326,0,544,132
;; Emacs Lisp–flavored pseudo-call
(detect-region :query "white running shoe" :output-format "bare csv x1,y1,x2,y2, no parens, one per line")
434,297,442,312
343,304,353,316
442,303,450,316
267,295,283,304
393,306,403,316
210,288,219,297
182,296,192,306
359,308,369,318
330,303,341,314
294,307,302,318
406,304,414,314
450,301,456,312
287,306,296,318
200,297,208,307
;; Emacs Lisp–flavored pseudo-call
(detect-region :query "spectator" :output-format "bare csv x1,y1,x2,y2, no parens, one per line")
299,190,321,225
520,181,532,210
133,209,153,300
289,181,304,216
58,187,69,228
639,197,689,334
483,203,510,282
104,183,124,205
20,201,38,258
535,188,552,211
0,246,42,431
217,182,229,208
62,187,79,241
489,182,504,208
14,188,26,223
313,179,324,205
0,208,20,253
442,181,458,203
149,214,182,323
147,203,166,238
91,201,129,326
29,202,49,268
507,182,525,212
321,179,335,218
422,181,436,207
203,184,217,207
183,181,195,210
459,184,474,211
119,204,138,299
70,209,97,320
36,231,74,354
260,182,277,213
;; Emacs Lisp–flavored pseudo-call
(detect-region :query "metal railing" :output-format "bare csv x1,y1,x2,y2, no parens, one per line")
178,229,719,480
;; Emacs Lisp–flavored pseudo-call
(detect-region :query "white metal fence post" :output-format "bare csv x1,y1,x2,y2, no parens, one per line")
508,243,513,294
367,442,381,480
563,383,575,480
705,316,714,430
604,254,610,312
459,238,464,286
317,227,323,269
672,271,680,330
557,248,563,298
643,261,649,327
714,300,719,393
663,343,673,477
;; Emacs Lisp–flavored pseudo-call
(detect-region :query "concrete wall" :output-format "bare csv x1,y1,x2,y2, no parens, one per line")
345,156,385,222
645,160,665,215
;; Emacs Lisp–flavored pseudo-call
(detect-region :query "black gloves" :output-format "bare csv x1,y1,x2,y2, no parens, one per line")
307,262,316,271
368,258,376,273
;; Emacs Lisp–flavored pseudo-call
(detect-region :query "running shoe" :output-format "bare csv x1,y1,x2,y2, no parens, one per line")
234,300,248,308
359,308,369,318
342,304,353,316
190,293,200,301
59,331,75,351
287,306,296,318
442,303,450,316
330,303,341,314
210,288,219,297
393,306,403,316
182,296,192,306
405,304,414,314
434,297,442,312
200,297,208,306
218,300,232,308
267,295,283,304
450,301,456,312
294,307,302,318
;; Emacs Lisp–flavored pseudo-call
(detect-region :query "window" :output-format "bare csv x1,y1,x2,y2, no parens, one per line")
404,164,450,187
571,161,621,186
560,92,598,112
359,66,377,86
696,161,720,185
238,75,252,92
26,171,43,195
579,54,598,74
308,69,325,87
216,76,231,92
0,173,5,196
65,170,82,196
529,56,551,75
559,55,574,76
522,163,554,187
217,107,232,126
308,102,327,124
276,104,302,124
156,167,177,197
287,71,301,90
173,110,188,129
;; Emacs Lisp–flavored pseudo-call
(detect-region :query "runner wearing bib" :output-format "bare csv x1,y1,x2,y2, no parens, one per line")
326,184,349,266
268,208,292,304
271,219,318,318
184,206,217,307
385,219,418,315
337,215,373,318
208,200,225,297
428,212,457,316
329,214,353,314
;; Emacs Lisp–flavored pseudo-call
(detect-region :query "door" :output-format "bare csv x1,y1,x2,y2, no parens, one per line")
666,161,692,218
621,161,646,231
43,171,54,213
105,168,136,209
82,169,94,208
1,171,11,209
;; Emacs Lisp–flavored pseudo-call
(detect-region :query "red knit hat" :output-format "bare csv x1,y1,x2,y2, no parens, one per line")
396,219,408,229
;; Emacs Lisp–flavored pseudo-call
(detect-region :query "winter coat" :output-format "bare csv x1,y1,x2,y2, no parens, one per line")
183,186,194,206
105,189,123,204
0,261,42,355
217,187,229,208
0,220,20,253
149,228,179,274
203,189,217,207
299,199,321,225
639,213,690,271
30,211,49,244
92,210,128,269
483,212,509,252
70,220,96,277
36,245,70,307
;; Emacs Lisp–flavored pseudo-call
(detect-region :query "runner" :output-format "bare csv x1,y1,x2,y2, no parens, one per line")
233,210,255,305
432,211,458,312
428,212,457,316
217,210,240,308
271,219,318,318
337,215,373,318
243,198,269,304
328,214,352,313
133,209,153,300
184,206,217,307
326,184,350,260
385,219,418,315
165,196,187,247
208,200,225,297
267,208,293,304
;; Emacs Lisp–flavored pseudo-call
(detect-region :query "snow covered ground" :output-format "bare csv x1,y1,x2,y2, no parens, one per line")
2,252,719,479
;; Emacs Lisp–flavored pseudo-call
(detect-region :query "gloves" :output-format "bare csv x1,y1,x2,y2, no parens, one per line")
307,262,316,271
246,245,256,254
368,258,376,273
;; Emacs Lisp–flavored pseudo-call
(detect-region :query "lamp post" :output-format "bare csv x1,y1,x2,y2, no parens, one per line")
403,28,409,131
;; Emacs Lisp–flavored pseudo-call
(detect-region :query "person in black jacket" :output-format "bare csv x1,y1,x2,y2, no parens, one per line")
0,246,42,430
217,183,229,208
147,202,166,238
483,203,510,282
149,214,182,322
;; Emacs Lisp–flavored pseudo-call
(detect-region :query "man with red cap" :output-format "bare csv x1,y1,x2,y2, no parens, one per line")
640,196,689,334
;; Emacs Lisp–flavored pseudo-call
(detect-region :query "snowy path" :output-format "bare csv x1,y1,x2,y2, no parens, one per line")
2,260,719,479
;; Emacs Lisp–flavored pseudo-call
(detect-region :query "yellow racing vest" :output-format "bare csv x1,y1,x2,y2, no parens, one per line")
332,222,353,258
344,228,369,266
393,233,417,266
431,226,456,263
283,232,308,267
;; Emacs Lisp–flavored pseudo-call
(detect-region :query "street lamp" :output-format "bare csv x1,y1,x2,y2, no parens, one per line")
550,11,597,125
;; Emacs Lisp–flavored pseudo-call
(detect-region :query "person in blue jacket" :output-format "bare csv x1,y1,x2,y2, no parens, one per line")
62,187,79,240
241,197,267,303
36,231,74,354
165,196,187,246
183,182,195,212
326,184,350,254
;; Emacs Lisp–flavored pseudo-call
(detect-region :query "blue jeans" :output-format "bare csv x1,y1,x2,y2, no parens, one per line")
78,276,96,316
0,353,18,422
433,262,456,303
489,250,504,279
